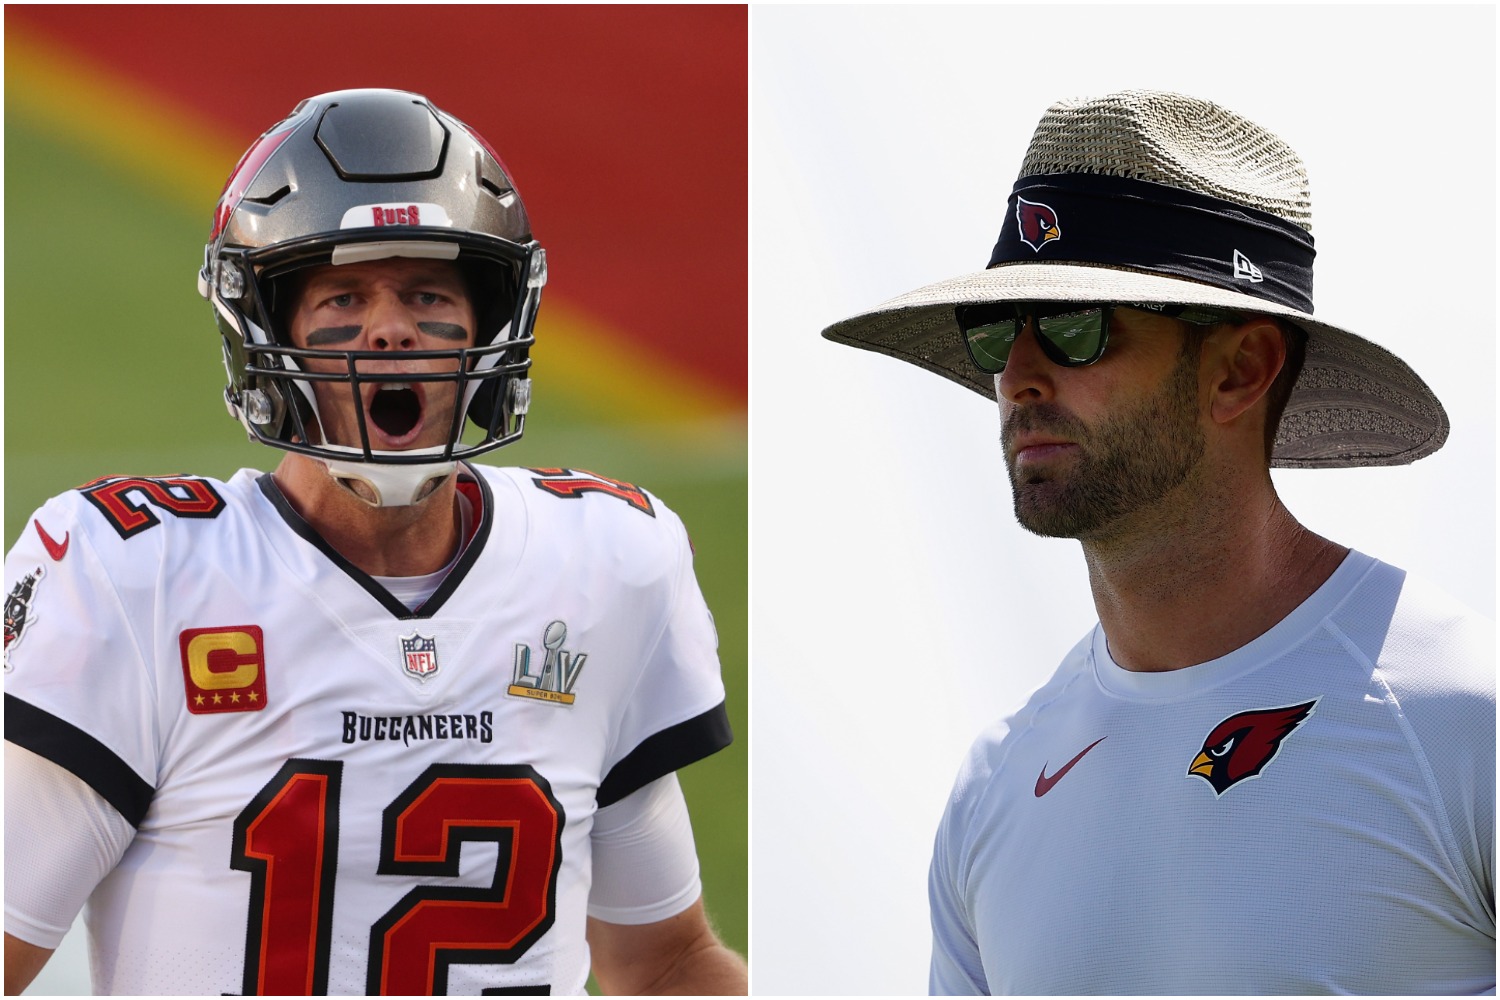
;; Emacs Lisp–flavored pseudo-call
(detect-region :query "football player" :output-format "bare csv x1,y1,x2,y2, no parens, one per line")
4,89,746,995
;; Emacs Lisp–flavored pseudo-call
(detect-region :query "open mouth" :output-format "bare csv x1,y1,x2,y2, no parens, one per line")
368,383,424,441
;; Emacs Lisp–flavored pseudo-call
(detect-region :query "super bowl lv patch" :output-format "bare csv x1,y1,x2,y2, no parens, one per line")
510,620,587,705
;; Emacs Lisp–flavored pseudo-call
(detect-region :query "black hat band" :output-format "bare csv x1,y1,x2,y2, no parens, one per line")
988,173,1317,314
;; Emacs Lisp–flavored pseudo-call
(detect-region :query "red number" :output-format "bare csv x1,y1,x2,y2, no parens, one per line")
528,468,655,517
231,760,341,995
232,760,562,996
369,765,563,995
80,475,226,538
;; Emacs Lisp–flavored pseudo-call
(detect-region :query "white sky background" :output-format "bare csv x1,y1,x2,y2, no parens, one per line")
749,5,1495,995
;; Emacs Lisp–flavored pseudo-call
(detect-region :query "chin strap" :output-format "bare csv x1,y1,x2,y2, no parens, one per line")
320,445,456,507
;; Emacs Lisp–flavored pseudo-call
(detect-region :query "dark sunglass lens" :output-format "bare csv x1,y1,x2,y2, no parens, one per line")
966,322,1019,372
958,306,1021,373
1036,308,1105,363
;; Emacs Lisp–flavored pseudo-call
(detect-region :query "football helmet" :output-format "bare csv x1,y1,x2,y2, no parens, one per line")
198,88,546,505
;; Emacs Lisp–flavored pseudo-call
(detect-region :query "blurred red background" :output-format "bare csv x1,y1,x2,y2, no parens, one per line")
9,4,747,404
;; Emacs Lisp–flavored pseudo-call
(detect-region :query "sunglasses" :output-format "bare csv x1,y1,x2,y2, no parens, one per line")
955,302,1241,374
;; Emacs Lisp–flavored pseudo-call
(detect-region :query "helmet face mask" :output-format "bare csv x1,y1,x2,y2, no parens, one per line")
199,89,547,499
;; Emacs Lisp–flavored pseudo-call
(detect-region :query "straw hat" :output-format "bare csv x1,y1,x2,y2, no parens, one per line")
822,90,1449,468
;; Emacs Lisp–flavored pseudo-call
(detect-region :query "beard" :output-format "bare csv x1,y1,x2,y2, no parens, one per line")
1002,347,1205,540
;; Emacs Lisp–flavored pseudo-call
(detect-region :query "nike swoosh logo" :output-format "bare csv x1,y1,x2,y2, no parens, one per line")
34,519,69,561
1034,736,1107,797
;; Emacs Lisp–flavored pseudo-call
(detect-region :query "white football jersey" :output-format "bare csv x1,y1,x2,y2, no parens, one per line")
930,550,1495,995
4,464,730,996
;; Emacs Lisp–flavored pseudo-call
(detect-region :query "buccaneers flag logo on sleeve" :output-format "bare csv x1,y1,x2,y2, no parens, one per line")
1188,699,1318,796
4,567,45,668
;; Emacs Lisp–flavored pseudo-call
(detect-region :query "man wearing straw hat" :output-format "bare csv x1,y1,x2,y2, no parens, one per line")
824,91,1493,994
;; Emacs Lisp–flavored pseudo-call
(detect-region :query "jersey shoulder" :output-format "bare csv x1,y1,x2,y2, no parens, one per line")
952,629,1097,788
940,628,1095,842
477,463,693,570
1326,557,1494,893
1329,557,1494,710
479,463,679,523
13,470,262,564
7,471,266,658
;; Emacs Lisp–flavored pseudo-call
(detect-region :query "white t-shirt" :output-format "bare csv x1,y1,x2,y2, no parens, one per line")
930,550,1494,995
5,464,731,996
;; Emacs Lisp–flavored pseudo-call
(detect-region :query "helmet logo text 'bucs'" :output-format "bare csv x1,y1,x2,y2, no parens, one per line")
1188,699,1318,795
336,202,455,231
1017,196,1062,252
374,204,419,227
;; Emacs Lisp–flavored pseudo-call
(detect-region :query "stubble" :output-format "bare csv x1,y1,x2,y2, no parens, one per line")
1003,347,1205,540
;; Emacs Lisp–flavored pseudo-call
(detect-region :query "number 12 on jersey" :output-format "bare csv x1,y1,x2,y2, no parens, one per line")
232,759,564,995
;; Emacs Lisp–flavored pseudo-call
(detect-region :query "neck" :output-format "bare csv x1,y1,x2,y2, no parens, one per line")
1079,457,1347,672
273,453,464,577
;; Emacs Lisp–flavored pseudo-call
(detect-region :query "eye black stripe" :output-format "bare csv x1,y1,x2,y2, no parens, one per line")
417,322,468,342
305,325,362,346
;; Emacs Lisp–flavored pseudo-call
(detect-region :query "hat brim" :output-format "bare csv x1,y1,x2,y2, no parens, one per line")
822,263,1449,469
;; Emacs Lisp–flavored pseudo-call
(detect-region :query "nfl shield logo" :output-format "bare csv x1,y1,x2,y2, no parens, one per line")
399,632,439,682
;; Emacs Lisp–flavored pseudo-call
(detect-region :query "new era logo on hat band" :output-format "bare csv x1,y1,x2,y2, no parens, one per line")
1233,249,1264,283
988,174,1316,314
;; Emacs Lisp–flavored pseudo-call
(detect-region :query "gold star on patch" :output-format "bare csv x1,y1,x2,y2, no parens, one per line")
230,692,240,704
247,691,259,702
194,694,205,706
212,693,222,705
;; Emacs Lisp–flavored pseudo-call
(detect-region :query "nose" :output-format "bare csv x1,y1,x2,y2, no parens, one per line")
364,291,420,351
995,320,1057,404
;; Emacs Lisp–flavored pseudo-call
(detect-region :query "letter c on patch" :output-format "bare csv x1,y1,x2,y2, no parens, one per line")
185,629,261,689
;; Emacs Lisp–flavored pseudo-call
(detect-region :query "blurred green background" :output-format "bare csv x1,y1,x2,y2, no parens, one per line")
5,7,746,988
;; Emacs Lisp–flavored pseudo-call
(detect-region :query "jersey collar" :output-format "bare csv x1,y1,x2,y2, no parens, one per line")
256,464,495,620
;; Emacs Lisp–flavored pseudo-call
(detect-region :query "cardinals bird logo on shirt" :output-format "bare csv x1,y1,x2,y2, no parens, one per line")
1188,699,1318,795
1016,196,1062,252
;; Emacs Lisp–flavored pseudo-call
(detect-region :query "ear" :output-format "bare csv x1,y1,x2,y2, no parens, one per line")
1204,317,1286,428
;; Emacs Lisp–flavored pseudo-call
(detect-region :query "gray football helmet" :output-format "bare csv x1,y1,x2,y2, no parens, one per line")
198,88,546,504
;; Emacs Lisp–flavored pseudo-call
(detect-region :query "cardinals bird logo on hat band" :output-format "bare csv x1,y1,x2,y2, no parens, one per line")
1016,196,1061,252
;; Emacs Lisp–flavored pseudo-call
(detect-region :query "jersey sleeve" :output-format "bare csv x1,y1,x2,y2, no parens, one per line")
929,767,990,996
586,773,702,924
5,743,136,948
596,502,731,808
4,496,159,826
1370,575,1497,932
